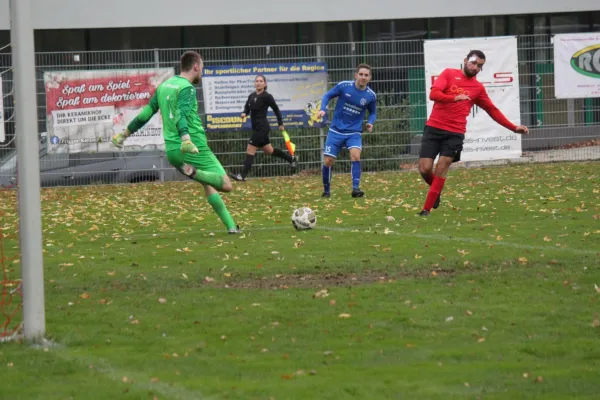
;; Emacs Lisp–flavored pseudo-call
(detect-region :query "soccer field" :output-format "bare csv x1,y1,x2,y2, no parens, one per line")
1,161,599,400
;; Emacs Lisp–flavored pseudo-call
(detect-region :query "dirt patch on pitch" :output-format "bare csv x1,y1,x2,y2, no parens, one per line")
205,268,456,289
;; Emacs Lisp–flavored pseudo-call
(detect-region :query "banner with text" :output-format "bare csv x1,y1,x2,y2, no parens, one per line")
0,76,5,143
201,62,328,131
424,36,522,162
44,68,174,153
554,33,600,99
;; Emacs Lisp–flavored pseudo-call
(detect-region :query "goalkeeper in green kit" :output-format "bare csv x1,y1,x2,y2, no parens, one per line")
112,51,240,234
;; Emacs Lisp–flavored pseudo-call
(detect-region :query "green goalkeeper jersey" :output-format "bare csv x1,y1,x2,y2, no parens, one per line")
127,75,207,152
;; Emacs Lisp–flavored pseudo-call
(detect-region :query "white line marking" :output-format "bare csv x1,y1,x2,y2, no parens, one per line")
94,225,598,256
52,351,211,400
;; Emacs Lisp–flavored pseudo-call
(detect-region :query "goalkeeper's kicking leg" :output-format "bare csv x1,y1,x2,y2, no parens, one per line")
167,150,240,234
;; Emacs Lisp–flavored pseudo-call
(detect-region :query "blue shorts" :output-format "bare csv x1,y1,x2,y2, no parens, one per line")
324,130,362,158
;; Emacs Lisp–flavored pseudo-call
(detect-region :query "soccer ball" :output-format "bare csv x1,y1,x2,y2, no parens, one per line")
292,207,317,230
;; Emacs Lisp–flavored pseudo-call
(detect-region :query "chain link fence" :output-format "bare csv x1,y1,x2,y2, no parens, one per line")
0,35,599,187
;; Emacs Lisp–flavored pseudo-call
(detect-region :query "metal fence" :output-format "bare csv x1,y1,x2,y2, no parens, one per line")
0,34,599,188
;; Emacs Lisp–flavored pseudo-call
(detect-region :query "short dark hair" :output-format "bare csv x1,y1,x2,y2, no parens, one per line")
356,63,372,74
180,51,202,73
466,50,486,60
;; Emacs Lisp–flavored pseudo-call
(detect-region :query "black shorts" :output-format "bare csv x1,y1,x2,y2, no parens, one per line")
248,126,270,148
419,125,465,163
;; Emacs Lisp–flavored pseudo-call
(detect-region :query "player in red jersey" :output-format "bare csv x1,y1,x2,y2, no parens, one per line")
418,50,529,216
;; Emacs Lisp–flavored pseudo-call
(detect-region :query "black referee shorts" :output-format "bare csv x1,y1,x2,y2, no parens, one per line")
248,124,271,148
419,125,465,163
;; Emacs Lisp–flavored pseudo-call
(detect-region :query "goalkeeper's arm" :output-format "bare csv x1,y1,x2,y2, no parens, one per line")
127,94,159,135
175,86,199,154
112,94,158,148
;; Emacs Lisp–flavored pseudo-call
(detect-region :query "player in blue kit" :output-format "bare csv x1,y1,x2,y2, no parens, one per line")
317,64,377,198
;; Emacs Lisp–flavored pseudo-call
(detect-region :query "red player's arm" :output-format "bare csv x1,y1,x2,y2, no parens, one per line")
429,70,455,103
474,88,518,132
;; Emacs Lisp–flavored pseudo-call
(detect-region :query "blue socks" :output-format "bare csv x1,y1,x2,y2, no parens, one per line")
351,161,361,190
322,165,332,193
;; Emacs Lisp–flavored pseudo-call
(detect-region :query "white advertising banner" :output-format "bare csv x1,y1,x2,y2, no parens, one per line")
424,36,522,162
44,68,174,153
554,33,600,99
0,75,5,143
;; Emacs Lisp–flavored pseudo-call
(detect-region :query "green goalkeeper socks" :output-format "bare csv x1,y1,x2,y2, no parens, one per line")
207,193,236,231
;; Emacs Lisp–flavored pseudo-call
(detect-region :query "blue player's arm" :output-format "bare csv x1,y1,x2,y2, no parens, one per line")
320,84,342,112
126,93,159,134
367,97,377,126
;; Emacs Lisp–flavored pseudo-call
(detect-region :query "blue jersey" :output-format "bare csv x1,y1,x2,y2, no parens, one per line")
320,81,377,134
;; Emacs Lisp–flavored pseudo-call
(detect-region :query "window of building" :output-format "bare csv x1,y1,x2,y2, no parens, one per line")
550,12,590,33
183,26,226,48
508,15,532,35
428,18,451,39
0,30,11,52
488,16,507,36
453,16,487,38
229,23,296,46
34,29,86,52
393,19,427,40
593,12,600,31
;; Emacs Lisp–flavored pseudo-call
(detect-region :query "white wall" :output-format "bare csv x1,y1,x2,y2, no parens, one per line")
0,0,598,30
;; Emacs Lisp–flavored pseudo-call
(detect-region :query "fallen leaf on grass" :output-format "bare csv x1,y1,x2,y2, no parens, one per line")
79,292,90,299
313,289,329,298
518,257,528,265
338,313,351,318
158,297,167,304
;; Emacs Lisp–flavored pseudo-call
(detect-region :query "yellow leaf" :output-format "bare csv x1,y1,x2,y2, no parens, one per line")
79,292,90,299
338,313,351,318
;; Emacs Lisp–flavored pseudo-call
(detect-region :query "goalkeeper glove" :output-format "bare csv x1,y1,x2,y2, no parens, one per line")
180,134,199,154
111,130,130,148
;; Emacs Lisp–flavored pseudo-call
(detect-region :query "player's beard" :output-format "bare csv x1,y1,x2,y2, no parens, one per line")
463,64,477,78
192,72,202,85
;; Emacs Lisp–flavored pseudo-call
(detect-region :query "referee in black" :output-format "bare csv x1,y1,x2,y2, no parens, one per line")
229,75,297,181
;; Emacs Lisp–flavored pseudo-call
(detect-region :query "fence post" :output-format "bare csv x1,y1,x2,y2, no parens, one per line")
316,43,324,164
154,48,165,183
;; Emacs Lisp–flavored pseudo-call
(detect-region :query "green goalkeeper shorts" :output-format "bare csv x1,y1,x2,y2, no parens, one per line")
166,148,226,175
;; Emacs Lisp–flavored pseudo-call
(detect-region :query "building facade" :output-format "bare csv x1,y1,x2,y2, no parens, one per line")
0,1,598,52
